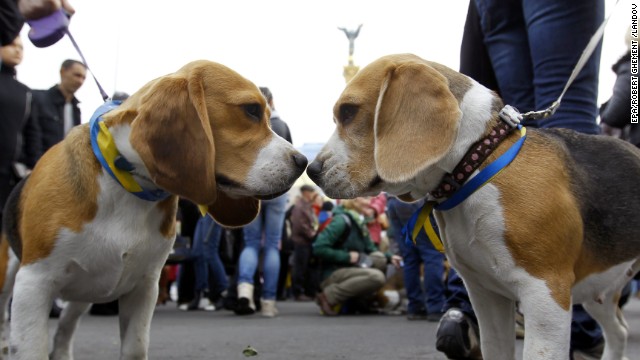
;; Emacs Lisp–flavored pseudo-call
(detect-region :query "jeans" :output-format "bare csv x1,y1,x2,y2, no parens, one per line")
387,197,446,315
191,216,229,297
474,0,603,134
399,231,446,315
238,194,288,300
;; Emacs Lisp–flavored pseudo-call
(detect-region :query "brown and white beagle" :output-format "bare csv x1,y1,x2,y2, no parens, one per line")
0,60,307,359
307,53,640,360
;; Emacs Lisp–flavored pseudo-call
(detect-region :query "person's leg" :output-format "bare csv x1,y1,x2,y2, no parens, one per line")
292,243,314,300
190,228,207,294
204,221,229,300
474,0,536,115
416,234,446,319
523,0,603,134
180,223,207,311
302,243,318,298
260,195,287,301
260,194,287,316
291,243,307,298
321,268,386,306
236,210,263,314
399,237,427,318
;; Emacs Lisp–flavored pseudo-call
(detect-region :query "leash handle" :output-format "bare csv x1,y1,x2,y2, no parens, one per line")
522,0,619,121
26,9,109,102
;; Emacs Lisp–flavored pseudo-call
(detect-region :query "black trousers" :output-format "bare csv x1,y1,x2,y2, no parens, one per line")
291,243,317,297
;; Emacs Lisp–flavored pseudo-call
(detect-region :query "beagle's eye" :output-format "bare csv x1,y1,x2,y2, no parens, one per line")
339,104,358,125
244,104,262,120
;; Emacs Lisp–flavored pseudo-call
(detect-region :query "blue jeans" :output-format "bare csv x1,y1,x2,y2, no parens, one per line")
238,194,288,300
474,0,603,134
191,216,229,297
387,197,446,315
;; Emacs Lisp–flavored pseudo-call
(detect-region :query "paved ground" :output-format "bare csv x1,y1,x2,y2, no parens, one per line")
39,296,640,359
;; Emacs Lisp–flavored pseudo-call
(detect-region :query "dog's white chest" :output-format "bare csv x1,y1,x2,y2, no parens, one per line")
436,185,520,295
47,175,175,302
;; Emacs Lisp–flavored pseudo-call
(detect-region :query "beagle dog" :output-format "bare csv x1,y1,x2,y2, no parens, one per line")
0,60,307,359
307,53,640,360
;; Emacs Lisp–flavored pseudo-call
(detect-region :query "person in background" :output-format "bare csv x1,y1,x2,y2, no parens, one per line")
318,200,334,225
289,185,319,301
600,26,636,147
0,33,41,235
313,197,402,316
33,59,86,153
235,87,291,317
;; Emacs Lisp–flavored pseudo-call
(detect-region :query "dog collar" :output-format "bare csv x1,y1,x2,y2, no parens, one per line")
409,105,527,251
89,101,171,202
431,105,523,199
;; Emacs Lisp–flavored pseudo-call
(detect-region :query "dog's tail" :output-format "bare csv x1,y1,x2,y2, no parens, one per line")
1,176,28,261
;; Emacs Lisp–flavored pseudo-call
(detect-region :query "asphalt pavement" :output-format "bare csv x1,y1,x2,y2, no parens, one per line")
41,296,640,359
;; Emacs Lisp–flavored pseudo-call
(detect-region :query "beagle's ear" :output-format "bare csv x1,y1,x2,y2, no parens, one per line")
131,74,217,205
207,190,260,228
374,62,460,182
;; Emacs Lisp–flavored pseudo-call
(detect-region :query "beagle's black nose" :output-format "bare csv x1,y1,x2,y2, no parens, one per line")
292,153,308,171
306,159,323,183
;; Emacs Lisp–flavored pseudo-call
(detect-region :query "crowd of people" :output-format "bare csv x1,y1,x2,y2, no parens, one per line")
1,0,637,359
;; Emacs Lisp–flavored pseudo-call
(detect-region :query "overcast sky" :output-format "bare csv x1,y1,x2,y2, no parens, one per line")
16,0,631,148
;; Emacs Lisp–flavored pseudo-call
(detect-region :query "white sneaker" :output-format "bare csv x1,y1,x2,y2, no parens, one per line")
203,299,216,312
260,299,278,318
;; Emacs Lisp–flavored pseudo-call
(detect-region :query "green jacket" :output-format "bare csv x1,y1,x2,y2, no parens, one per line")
312,206,379,281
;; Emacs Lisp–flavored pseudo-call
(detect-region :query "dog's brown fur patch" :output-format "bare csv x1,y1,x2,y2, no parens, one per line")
0,238,9,290
488,131,585,310
157,196,179,238
19,127,100,265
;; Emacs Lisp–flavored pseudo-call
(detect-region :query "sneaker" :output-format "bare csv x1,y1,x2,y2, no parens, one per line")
436,308,482,360
234,283,256,315
203,299,216,312
260,299,278,318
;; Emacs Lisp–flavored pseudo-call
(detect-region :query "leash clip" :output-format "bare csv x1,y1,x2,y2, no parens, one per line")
499,105,522,128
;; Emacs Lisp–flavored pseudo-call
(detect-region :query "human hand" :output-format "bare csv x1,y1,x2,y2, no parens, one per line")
19,0,75,20
349,251,360,264
390,255,402,269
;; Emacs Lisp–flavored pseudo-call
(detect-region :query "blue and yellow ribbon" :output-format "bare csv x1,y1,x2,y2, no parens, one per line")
410,126,527,252
89,101,171,202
